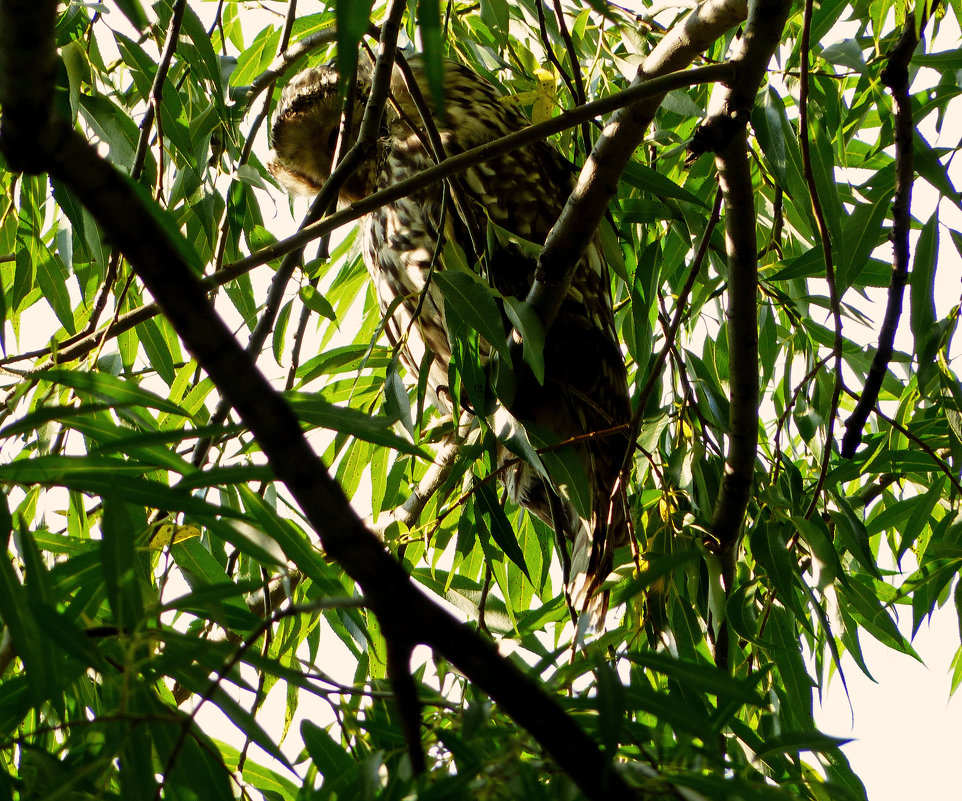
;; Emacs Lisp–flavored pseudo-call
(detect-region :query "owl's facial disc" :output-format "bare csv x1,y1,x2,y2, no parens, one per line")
268,66,343,196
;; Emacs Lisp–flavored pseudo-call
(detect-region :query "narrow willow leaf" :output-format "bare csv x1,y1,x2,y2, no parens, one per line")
112,0,149,31
434,270,511,363
302,720,355,777
286,393,425,456
416,1,445,118
101,499,146,633
36,369,189,417
503,297,545,384
335,0,375,90
300,285,337,321
911,213,939,392
626,651,766,707
475,482,529,579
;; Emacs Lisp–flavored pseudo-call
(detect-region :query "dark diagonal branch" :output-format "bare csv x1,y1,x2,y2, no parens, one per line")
0,2,651,795
841,11,932,459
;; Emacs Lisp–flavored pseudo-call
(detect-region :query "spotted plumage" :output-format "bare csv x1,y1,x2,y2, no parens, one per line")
270,56,630,628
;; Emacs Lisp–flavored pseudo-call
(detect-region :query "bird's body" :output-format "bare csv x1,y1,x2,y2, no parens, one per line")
270,57,630,627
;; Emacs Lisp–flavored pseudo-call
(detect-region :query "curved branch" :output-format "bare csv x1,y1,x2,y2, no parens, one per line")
523,0,750,334
841,10,933,458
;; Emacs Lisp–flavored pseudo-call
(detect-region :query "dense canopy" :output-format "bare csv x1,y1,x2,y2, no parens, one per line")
0,1,960,799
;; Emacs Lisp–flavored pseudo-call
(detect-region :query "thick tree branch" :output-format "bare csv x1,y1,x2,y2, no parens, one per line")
29,119,640,801
701,1,791,573
710,129,758,579
0,3,653,796
841,11,932,458
523,0,749,334
697,0,791,678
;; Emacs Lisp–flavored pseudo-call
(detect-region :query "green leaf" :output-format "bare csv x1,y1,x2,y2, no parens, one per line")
911,213,939,391
628,651,765,707
594,661,624,754
299,285,337,321
416,1,445,118
620,161,706,206
36,369,190,418
837,165,895,289
238,486,346,595
754,730,853,761
503,297,545,384
101,498,146,632
286,393,426,456
434,269,511,364
914,133,961,212
335,0,375,88
838,578,920,659
475,482,529,579
0,510,60,707
34,241,75,335
112,0,149,31
302,719,355,777
765,607,816,727
750,522,805,617
791,515,842,590
611,550,699,606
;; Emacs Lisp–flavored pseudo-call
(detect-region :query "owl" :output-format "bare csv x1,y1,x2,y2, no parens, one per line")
269,56,631,630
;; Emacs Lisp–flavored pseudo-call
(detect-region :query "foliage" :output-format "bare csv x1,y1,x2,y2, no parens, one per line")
0,0,961,799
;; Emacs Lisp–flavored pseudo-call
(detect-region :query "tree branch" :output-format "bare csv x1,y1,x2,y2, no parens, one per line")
522,0,750,335
799,0,843,519
683,1,792,679
0,2,654,795
841,10,932,458
701,1,791,574
131,0,186,182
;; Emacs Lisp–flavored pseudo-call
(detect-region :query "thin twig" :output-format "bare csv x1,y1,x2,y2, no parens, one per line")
799,0,843,519
131,0,186,182
619,187,723,481
553,1,592,156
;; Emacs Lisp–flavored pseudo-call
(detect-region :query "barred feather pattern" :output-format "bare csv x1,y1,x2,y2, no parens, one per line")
270,57,630,629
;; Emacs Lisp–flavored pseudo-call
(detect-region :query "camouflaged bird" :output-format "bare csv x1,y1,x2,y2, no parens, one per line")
269,56,630,629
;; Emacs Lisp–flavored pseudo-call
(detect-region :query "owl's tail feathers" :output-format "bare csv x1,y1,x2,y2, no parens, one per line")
568,520,613,633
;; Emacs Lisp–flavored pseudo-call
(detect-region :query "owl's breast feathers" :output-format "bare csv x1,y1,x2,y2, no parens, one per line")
270,58,631,628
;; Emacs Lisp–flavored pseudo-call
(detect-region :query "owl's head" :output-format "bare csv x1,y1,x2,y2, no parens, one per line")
268,63,370,199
